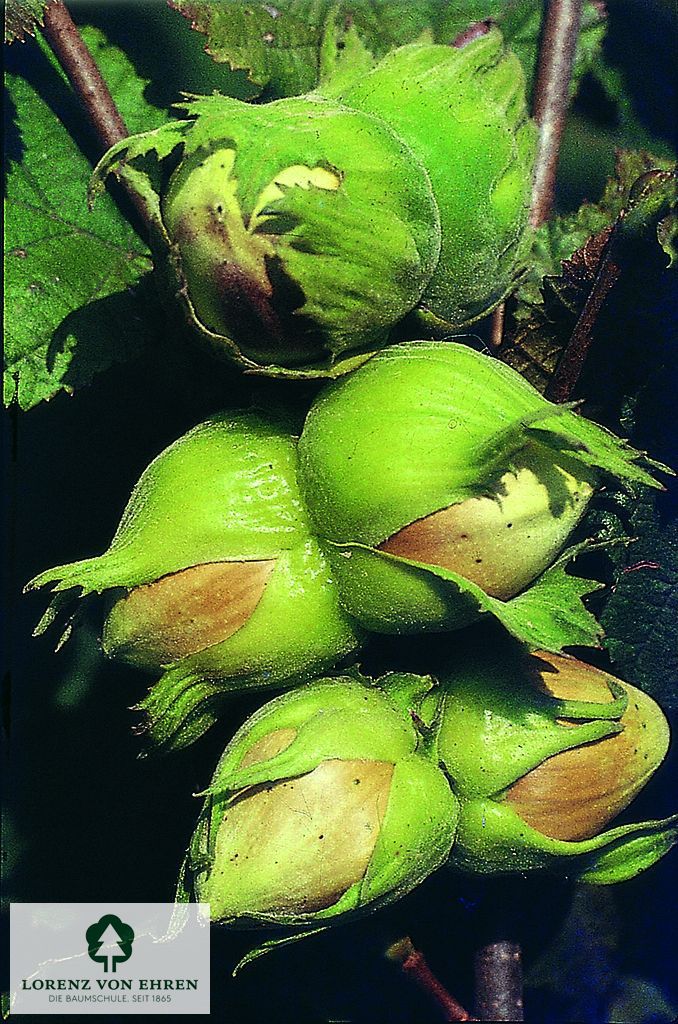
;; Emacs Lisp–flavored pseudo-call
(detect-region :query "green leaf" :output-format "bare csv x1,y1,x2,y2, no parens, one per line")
168,0,436,99
4,31,168,410
4,0,53,44
168,0,338,99
169,0,605,100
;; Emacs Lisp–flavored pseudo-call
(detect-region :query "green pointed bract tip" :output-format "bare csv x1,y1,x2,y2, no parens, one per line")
425,640,674,882
185,673,458,927
297,341,666,649
96,93,440,375
30,412,307,595
339,27,537,327
449,801,677,885
27,414,362,744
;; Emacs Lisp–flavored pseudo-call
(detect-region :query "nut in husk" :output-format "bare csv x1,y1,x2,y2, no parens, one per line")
89,29,537,377
422,639,676,883
505,654,670,841
298,341,666,650
27,413,362,749
337,27,537,327
92,94,440,376
184,673,458,926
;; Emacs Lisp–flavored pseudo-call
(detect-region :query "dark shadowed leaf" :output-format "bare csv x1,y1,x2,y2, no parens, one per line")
601,494,678,707
498,153,676,394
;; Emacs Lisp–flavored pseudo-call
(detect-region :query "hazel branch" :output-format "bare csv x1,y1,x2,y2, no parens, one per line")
41,0,151,233
530,0,584,228
473,940,524,1022
545,230,622,402
42,0,127,149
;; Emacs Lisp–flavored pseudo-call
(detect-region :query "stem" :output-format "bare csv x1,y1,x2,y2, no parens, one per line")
386,937,476,1022
545,226,620,402
530,0,584,227
471,878,527,1021
473,941,524,1022
43,0,127,149
41,0,151,232
489,303,506,350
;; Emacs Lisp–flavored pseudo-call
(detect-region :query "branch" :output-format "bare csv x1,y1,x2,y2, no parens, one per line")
545,229,621,402
530,0,584,228
386,937,476,1022
42,0,127,149
487,0,584,350
546,168,675,402
473,940,524,1022
41,0,151,233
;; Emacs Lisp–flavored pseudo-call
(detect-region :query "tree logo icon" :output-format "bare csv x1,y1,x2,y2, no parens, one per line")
86,914,135,973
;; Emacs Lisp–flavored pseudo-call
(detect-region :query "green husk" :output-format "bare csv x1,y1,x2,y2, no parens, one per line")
186,673,458,926
91,95,440,374
28,413,363,746
338,28,537,325
298,341,667,646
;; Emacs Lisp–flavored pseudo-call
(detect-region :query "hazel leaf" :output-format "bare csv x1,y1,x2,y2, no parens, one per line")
167,0,438,99
4,30,168,410
168,0,605,100
602,513,678,707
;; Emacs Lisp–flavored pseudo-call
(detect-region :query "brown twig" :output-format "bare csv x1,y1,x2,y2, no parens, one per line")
525,0,585,396
43,0,127,149
473,940,524,1022
545,167,675,403
41,0,150,232
488,303,506,350
530,0,584,228
493,1,584,353
545,231,622,402
386,937,477,1022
